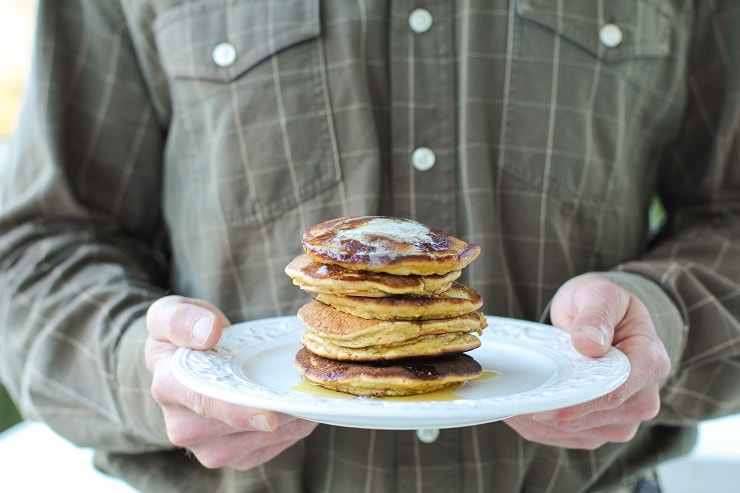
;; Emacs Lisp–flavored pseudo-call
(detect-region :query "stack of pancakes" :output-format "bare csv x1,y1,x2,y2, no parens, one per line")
286,216,487,397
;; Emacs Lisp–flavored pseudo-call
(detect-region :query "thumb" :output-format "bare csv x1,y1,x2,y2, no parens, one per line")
550,275,631,357
146,295,231,349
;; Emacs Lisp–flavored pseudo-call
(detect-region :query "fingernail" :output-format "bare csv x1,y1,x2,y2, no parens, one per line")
579,325,607,346
191,316,213,346
251,413,272,432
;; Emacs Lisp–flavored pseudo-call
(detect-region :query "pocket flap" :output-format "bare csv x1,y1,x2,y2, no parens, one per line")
516,0,671,62
155,0,320,82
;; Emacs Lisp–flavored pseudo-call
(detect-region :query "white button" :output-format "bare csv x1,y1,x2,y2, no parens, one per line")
416,428,440,444
212,42,238,67
598,23,623,48
408,8,433,34
411,147,436,171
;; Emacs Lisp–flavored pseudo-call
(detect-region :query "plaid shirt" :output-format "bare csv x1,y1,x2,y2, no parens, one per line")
1,1,738,491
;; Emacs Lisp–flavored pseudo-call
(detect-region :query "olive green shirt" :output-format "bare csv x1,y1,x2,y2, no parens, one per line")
1,1,739,492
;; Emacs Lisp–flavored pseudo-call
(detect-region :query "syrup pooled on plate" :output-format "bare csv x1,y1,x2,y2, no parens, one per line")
292,370,499,402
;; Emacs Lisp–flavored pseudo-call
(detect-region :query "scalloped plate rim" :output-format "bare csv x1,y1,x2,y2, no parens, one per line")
172,315,630,430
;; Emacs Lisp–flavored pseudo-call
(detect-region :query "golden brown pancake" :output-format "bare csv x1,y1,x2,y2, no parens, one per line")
300,331,482,361
302,216,480,275
297,300,486,348
315,282,483,320
285,254,461,297
289,216,487,397
294,347,483,397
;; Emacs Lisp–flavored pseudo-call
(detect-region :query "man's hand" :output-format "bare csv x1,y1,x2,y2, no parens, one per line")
145,295,318,469
504,273,671,449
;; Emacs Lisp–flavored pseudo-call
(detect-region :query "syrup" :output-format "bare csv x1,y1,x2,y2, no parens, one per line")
291,370,499,402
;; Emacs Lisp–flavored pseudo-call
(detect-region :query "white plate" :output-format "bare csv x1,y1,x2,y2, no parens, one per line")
172,316,630,430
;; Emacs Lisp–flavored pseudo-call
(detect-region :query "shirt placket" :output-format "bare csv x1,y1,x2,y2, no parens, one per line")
387,3,462,492
389,1,457,232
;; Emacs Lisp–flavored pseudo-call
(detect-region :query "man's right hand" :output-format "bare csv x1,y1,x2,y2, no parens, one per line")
145,295,318,470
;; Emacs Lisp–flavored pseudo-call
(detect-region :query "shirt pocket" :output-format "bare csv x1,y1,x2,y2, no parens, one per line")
503,0,679,206
154,0,341,227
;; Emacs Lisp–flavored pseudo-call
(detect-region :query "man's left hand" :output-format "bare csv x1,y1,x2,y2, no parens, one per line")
504,273,671,449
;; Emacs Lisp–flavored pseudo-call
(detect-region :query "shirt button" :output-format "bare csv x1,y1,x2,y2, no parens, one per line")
411,147,436,171
416,428,440,444
598,23,623,48
408,8,433,34
212,42,238,67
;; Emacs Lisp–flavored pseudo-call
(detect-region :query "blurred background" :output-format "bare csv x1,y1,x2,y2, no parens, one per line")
0,0,36,432
0,0,34,139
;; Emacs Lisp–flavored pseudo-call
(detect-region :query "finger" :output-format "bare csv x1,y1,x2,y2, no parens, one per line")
182,390,306,435
529,384,662,428
195,436,297,470
229,420,318,470
146,295,231,349
191,419,318,470
164,406,303,448
151,371,288,434
551,275,630,357
505,415,639,449
229,436,314,471
611,331,671,406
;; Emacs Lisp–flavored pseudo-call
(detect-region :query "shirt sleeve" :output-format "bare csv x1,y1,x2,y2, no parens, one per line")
0,1,171,451
609,1,740,424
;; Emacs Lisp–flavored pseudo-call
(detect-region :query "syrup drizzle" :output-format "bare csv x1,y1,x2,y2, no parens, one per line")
291,370,499,401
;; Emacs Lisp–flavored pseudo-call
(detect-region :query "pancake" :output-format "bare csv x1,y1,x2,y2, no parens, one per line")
300,330,482,361
315,282,483,320
302,216,480,275
285,254,461,297
297,300,487,348
294,347,483,396
289,216,488,397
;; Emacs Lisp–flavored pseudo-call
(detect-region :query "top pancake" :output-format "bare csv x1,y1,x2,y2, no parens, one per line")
302,216,480,275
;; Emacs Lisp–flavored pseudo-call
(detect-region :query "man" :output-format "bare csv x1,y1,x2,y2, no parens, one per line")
1,1,738,492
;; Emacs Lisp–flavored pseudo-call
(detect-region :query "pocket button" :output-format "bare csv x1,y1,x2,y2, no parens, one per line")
598,23,623,48
212,41,238,67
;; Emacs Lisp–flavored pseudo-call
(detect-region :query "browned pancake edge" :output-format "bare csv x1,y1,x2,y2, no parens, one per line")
293,347,483,397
